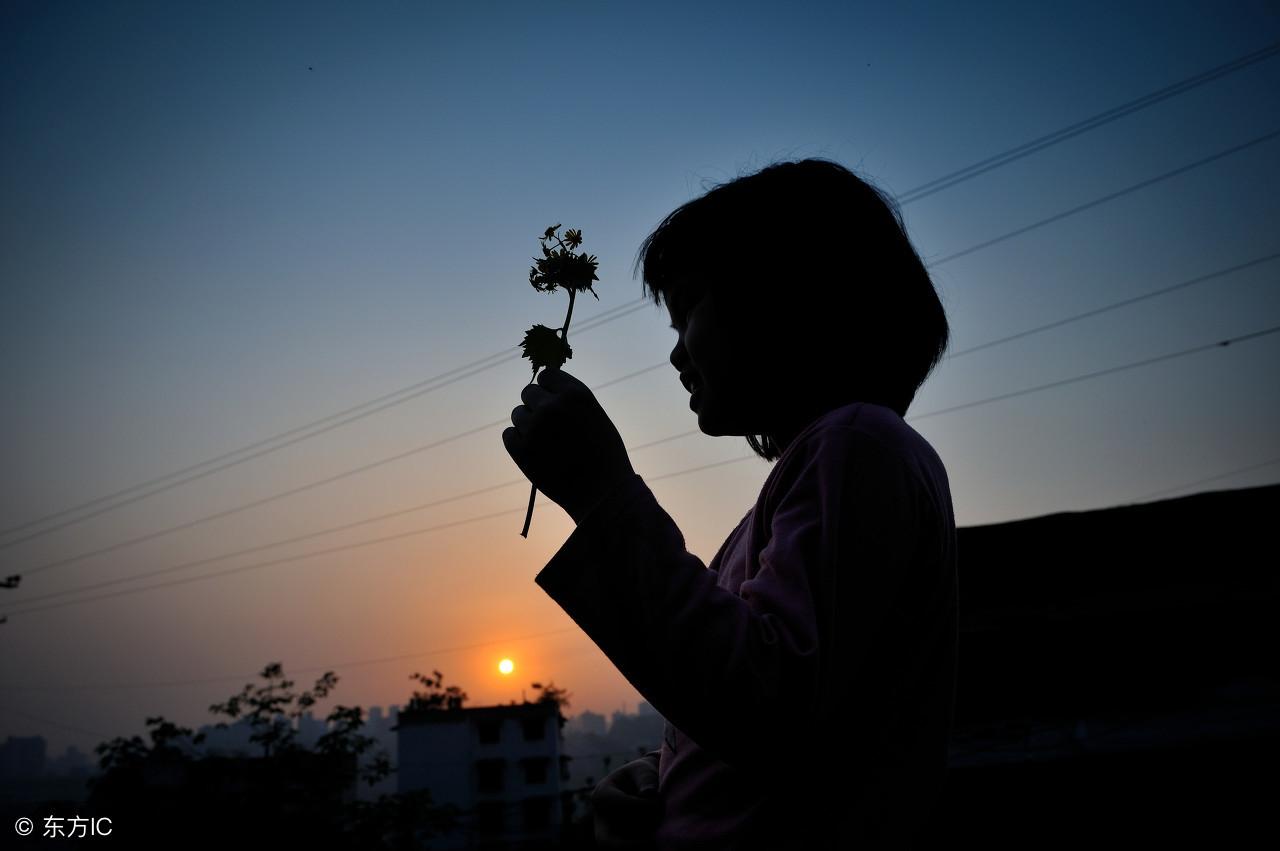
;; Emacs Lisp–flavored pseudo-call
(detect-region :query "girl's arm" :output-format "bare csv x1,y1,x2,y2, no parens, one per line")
535,425,932,780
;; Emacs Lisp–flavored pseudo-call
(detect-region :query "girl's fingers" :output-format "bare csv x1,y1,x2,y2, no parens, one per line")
501,426,525,457
536,367,580,393
520,382,551,406
510,405,535,435
597,758,659,797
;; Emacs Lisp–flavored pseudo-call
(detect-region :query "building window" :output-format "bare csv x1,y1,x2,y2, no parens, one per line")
477,719,502,744
477,800,505,835
522,717,545,742
522,796,552,831
477,758,505,794
522,757,549,785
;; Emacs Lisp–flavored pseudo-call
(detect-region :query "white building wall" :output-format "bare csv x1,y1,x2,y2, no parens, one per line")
397,706,566,847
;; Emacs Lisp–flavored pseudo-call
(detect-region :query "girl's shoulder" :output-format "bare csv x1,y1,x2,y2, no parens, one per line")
776,401,948,489
786,401,916,456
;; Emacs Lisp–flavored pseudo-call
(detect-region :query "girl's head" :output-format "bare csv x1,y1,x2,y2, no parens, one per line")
635,158,949,461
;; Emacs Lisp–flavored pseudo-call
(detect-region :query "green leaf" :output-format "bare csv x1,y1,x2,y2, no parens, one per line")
519,324,572,373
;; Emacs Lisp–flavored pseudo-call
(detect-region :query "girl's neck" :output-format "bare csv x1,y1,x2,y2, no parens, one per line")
770,396,845,456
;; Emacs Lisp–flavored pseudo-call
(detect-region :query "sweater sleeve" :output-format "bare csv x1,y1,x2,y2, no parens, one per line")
534,426,920,778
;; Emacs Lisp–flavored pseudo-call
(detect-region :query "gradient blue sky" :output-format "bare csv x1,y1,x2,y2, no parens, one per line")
3,1,1279,757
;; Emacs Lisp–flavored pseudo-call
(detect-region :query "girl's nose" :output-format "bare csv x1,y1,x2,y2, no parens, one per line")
669,340,689,373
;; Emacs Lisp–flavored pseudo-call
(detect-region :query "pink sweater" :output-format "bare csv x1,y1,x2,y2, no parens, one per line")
536,401,958,849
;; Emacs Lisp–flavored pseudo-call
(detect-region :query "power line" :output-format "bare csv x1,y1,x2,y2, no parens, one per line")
18,366,689,579
9,44,1272,547
18,250,1277,583
0,627,584,692
21,420,515,576
927,128,1280,266
3,451,1275,698
9,121,1276,583
897,41,1280,204
13,432,711,600
7,322,1277,619
912,324,1280,420
3,454,758,618
0,704,114,740
0,298,654,549
946,251,1280,358
1125,456,1280,504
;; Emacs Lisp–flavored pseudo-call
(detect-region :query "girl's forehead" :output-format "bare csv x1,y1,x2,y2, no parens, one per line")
666,279,708,315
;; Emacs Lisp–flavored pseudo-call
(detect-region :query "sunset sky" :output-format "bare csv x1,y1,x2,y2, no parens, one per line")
3,1,1279,758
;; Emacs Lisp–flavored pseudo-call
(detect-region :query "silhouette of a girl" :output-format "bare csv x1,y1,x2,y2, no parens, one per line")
504,158,957,849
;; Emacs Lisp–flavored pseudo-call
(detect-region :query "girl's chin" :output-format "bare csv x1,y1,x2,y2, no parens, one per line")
693,410,736,438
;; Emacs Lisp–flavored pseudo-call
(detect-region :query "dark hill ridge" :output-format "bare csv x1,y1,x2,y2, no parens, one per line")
952,483,1279,723
956,482,1279,612
927,483,1280,848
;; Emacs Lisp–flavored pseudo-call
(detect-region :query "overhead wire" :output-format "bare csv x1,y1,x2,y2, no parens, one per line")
17,362,681,579
913,325,1280,420
18,123,1279,579
945,251,1280,359
2,454,758,617
6,323,1277,620
0,704,114,740
926,128,1280,266
14,251,1277,598
0,627,585,691
1125,456,1280,504
6,41,1275,547
896,40,1280,205
0,299,653,549
5,445,1279,697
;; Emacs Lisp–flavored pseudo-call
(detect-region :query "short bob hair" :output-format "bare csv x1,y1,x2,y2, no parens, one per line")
635,158,949,462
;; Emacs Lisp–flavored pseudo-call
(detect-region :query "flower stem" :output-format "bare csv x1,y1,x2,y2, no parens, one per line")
561,289,576,346
521,367,540,537
521,480,537,538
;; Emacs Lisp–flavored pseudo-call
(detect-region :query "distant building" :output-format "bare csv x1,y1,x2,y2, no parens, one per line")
396,701,570,849
607,708,665,758
0,736,45,781
0,736,90,805
562,704,666,795
48,745,91,778
296,710,327,749
567,710,607,737
357,704,399,802
196,716,256,756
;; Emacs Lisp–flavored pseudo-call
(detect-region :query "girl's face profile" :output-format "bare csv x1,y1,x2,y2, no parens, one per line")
667,286,764,437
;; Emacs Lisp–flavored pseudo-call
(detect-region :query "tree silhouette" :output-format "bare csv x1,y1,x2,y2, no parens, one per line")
208,661,338,757
405,670,468,711
530,680,572,711
87,662,459,848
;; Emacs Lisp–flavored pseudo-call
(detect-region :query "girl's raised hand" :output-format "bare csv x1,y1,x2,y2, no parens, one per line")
503,368,636,526
592,752,661,848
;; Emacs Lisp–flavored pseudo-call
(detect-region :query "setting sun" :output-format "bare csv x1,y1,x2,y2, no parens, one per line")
498,658,514,675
